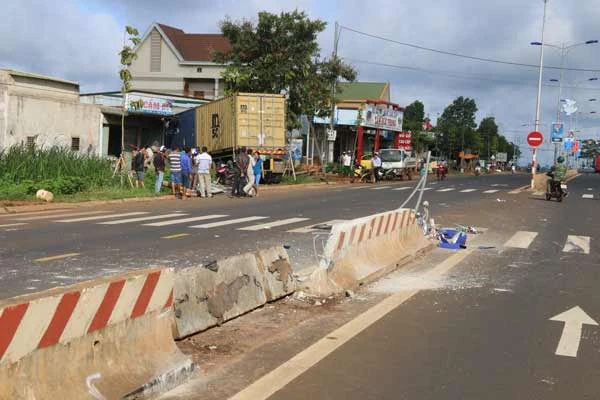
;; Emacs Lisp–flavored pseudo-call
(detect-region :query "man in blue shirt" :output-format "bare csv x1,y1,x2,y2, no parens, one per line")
181,147,192,198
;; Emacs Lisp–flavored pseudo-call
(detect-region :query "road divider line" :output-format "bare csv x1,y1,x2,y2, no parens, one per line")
99,213,188,225
35,252,80,262
508,190,521,194
460,189,477,193
144,214,228,227
15,211,109,221
190,216,267,229
483,190,499,194
371,186,391,190
161,233,190,239
0,209,71,218
0,223,28,228
582,194,594,199
228,250,473,400
392,187,411,191
56,212,148,223
239,217,310,231
504,231,538,249
437,188,455,192
563,235,591,254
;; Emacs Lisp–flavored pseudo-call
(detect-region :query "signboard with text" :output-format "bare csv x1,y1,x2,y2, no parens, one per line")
551,122,564,143
395,131,412,150
127,94,173,115
362,104,403,132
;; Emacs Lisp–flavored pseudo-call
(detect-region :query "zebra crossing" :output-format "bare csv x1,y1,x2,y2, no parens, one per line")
504,230,593,255
0,209,344,235
352,185,523,195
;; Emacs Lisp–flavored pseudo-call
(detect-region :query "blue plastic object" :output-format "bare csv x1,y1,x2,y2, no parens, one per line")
439,228,467,249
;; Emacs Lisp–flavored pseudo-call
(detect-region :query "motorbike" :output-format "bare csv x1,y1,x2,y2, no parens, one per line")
474,166,481,176
436,166,447,181
215,163,235,185
350,164,376,183
545,172,567,202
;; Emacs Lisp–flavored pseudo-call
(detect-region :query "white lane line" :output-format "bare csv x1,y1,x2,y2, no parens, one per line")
437,188,455,192
0,209,71,218
392,187,411,191
144,214,228,227
371,186,392,190
287,220,347,233
483,190,500,194
420,187,433,191
98,213,188,225
582,194,594,199
504,231,538,249
348,186,369,190
0,223,28,228
239,217,310,231
460,189,477,193
15,211,109,221
508,190,521,194
227,250,472,400
190,216,267,229
56,212,148,223
563,235,591,254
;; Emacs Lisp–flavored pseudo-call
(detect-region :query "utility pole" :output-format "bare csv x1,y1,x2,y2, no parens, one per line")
532,0,548,189
327,22,341,165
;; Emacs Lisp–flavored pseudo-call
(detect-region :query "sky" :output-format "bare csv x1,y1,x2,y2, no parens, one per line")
2,0,600,166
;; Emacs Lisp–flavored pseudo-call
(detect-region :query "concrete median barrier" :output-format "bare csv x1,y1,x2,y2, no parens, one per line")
302,208,432,296
0,268,193,400
173,246,295,339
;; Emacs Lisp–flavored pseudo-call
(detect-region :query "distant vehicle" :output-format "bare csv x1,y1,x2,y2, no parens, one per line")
377,149,418,180
596,154,600,173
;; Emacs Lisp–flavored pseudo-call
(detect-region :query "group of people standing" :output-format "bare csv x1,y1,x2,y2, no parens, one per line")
230,146,264,198
156,145,214,200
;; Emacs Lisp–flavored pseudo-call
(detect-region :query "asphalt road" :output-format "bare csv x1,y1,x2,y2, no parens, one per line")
265,173,600,400
0,173,532,299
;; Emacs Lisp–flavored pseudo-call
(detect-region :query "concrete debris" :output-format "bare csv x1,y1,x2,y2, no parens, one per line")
496,198,506,202
345,290,355,298
314,300,322,306
295,291,307,300
208,345,218,351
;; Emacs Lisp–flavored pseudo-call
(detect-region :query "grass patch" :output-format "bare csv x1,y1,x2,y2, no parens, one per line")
280,174,320,185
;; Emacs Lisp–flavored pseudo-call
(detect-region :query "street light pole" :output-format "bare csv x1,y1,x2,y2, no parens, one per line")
532,0,548,189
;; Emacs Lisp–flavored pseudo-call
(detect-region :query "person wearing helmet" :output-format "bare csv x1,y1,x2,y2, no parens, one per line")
548,155,567,195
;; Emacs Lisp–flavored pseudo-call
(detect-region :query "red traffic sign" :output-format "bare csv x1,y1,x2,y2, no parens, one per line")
527,131,544,147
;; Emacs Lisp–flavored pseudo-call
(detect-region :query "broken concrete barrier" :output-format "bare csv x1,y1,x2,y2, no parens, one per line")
173,246,295,339
0,268,193,400
301,208,432,296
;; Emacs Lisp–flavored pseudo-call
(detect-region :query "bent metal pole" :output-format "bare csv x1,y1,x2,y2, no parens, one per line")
532,0,548,189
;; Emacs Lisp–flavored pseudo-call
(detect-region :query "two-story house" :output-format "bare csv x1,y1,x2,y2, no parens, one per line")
130,22,231,100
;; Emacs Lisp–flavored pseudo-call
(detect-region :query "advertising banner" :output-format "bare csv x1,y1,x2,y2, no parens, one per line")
362,104,403,132
395,131,412,150
551,122,564,143
289,139,303,161
128,94,173,115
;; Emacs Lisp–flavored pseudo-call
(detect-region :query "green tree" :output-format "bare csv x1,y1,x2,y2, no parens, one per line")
477,116,498,159
402,101,430,153
437,96,478,159
214,10,356,128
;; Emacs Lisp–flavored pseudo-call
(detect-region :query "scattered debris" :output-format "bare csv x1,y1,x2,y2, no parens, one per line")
208,345,218,351
283,245,291,249
345,290,355,298
478,246,496,250
493,288,512,293
314,300,322,306
496,198,506,202
295,291,307,300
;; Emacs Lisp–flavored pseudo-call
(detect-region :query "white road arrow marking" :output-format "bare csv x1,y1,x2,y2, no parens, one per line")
549,306,598,357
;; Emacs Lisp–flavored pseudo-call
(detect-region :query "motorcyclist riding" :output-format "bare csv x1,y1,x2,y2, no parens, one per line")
547,156,567,195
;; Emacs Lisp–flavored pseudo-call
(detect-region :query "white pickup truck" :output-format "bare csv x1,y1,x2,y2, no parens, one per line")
378,148,418,180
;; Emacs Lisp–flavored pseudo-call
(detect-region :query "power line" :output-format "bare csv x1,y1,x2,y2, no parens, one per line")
343,57,600,91
340,25,600,73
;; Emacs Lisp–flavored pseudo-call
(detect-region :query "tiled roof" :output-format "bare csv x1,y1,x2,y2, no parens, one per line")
158,23,231,62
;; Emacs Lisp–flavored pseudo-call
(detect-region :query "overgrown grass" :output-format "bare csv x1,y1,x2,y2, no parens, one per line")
0,144,169,202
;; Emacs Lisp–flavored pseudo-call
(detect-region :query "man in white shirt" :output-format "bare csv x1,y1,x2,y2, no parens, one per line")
372,152,382,182
342,152,352,176
195,146,213,198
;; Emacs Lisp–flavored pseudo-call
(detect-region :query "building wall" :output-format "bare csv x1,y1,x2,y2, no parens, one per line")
0,72,102,155
130,27,226,99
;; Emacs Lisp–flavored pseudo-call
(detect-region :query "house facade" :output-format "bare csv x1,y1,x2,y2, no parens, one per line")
0,69,102,154
129,22,230,100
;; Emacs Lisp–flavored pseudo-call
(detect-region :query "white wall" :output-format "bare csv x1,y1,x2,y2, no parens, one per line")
0,74,103,155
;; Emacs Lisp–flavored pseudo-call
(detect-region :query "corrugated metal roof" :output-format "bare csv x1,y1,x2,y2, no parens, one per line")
336,82,388,101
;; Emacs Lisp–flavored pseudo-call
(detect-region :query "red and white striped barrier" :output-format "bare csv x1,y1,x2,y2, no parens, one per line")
0,268,192,399
314,208,428,291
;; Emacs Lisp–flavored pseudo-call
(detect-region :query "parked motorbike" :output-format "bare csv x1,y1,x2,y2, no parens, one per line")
215,163,235,185
350,165,376,183
545,172,567,202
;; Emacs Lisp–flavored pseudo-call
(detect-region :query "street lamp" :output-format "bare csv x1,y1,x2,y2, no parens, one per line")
531,38,598,165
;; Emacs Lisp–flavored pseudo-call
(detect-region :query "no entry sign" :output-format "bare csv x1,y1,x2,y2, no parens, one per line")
527,131,544,147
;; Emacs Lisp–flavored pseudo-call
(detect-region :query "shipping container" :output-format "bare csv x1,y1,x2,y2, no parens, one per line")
195,93,286,158
166,108,196,150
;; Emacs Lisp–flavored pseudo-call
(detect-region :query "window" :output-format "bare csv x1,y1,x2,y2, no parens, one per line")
71,137,80,152
196,67,203,73
150,29,161,72
26,136,35,146
240,104,248,113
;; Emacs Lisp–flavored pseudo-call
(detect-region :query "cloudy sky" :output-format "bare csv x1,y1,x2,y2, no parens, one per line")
2,0,600,165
